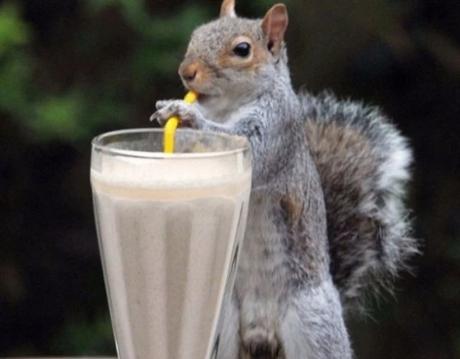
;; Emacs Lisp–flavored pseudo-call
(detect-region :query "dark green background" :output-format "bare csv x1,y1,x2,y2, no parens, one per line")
1,0,459,358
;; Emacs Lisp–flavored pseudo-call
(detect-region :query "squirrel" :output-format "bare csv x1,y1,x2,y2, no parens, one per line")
151,1,418,358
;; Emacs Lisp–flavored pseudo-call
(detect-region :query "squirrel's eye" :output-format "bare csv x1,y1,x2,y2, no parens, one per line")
233,42,251,57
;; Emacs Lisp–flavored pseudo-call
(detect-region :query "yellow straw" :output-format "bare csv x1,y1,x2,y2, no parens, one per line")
163,91,198,153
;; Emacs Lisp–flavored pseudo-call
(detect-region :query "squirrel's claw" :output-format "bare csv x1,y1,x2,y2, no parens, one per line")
149,111,159,123
155,100,170,111
149,110,169,126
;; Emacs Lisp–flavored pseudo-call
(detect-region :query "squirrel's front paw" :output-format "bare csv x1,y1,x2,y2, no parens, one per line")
150,99,204,128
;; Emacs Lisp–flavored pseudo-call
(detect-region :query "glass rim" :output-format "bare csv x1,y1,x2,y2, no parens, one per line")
91,128,250,160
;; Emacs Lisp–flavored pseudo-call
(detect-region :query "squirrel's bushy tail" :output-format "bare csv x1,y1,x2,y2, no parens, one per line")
301,91,418,311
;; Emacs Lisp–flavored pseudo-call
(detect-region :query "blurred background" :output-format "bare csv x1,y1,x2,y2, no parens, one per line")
0,0,459,357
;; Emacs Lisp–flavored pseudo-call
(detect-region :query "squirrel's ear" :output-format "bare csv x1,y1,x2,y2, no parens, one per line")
220,0,236,18
262,4,289,55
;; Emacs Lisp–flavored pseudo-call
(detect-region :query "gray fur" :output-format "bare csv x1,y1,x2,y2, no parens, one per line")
302,92,417,310
151,3,416,358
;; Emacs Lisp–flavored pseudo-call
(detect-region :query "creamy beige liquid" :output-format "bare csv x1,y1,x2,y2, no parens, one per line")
91,155,250,359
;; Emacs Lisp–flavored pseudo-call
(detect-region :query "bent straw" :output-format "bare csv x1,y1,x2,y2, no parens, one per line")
163,91,198,153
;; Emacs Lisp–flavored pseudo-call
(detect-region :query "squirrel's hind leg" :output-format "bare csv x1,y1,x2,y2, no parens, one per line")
238,296,283,359
279,279,352,359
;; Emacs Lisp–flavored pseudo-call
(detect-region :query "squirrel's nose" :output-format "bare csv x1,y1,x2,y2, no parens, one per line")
179,62,199,83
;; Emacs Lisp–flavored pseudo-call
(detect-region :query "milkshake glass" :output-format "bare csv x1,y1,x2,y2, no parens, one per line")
91,128,251,359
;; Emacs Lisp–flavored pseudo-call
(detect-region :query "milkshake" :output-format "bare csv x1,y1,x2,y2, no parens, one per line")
91,129,251,359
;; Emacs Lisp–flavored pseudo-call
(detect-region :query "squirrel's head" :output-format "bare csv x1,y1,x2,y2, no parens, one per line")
179,0,289,105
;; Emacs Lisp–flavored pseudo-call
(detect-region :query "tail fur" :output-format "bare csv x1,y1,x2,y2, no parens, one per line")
301,91,418,311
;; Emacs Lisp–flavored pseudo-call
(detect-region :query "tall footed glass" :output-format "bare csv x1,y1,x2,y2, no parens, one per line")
90,129,251,359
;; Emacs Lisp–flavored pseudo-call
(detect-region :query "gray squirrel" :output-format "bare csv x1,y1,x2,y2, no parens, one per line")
151,1,418,358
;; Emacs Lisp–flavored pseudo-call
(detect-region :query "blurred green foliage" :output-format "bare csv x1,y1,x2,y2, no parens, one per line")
0,0,459,358
51,313,114,355
0,4,31,116
0,0,210,143
0,4,29,52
